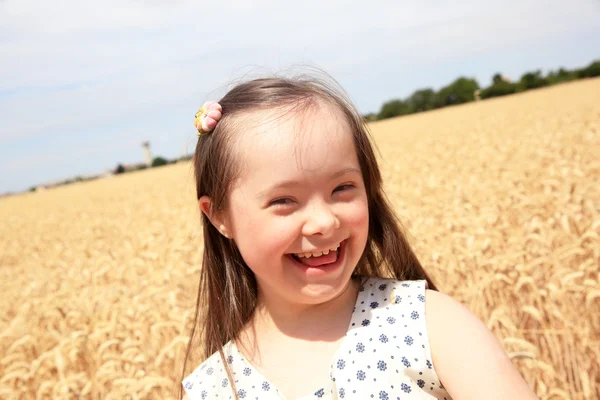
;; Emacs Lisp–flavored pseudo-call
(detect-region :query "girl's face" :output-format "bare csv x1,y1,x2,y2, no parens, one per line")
218,104,369,307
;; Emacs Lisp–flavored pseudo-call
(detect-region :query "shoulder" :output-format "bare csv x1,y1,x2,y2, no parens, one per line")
424,289,475,330
424,289,501,360
424,289,539,399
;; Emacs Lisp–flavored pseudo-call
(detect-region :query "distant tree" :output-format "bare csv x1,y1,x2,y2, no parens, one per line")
135,164,148,171
435,77,480,107
519,70,548,90
480,80,518,99
152,157,168,167
115,164,125,174
578,60,600,78
546,68,576,84
407,88,436,113
492,73,504,85
377,99,413,120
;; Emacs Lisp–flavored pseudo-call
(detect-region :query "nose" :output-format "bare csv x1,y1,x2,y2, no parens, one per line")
301,199,340,237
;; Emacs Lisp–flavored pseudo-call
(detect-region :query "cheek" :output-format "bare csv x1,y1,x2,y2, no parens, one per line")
228,205,295,264
343,196,370,232
354,202,370,227
349,200,370,262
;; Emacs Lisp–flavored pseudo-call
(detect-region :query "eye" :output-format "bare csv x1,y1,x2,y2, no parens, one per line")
269,197,296,207
334,184,355,193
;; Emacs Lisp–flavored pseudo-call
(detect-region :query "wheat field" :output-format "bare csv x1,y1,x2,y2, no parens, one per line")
1,78,599,399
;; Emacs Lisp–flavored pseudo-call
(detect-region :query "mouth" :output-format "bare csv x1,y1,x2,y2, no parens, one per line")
287,239,347,271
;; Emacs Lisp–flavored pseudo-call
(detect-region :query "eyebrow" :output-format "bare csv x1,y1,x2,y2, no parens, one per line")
257,167,362,198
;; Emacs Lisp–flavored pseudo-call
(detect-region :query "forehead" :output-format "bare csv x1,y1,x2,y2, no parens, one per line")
232,103,359,186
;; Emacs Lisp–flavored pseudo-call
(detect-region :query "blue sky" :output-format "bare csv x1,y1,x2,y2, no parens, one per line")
1,0,599,194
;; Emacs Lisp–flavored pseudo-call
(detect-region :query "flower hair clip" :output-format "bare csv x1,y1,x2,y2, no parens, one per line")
194,101,222,136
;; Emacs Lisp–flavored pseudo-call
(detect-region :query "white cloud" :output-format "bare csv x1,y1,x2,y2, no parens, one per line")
2,0,597,89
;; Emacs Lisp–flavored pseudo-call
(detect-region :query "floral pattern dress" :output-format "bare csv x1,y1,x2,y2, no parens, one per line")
183,277,452,400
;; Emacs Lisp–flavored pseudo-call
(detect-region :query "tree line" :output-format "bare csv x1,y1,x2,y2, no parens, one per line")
25,155,193,192
364,59,600,121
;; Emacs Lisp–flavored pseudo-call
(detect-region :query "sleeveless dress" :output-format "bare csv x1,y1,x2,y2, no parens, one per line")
182,277,452,400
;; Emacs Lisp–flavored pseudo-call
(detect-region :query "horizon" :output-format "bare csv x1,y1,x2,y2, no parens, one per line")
1,0,599,194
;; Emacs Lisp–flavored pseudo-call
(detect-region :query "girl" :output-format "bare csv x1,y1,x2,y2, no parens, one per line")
180,75,538,400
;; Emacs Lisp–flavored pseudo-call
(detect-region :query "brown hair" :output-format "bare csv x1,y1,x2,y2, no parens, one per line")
180,74,437,399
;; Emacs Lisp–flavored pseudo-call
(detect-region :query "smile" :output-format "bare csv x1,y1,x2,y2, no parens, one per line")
292,242,342,259
288,239,347,270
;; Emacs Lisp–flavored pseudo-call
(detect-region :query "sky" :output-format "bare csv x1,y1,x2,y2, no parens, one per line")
1,0,599,194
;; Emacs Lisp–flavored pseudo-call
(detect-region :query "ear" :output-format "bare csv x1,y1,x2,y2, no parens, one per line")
199,196,232,239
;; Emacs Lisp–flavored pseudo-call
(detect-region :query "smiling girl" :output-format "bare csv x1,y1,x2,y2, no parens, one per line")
180,76,538,400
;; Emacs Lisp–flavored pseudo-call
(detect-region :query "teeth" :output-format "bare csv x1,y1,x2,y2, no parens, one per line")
294,242,342,259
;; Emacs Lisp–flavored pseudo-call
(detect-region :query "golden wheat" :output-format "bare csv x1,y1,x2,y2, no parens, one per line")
1,78,599,399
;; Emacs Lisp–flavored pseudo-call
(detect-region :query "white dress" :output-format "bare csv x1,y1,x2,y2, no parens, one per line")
183,277,452,400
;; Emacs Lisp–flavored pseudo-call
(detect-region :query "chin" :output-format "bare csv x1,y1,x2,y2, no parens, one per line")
296,270,357,304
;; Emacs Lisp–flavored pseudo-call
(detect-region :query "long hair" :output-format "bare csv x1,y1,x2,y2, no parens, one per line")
180,74,438,399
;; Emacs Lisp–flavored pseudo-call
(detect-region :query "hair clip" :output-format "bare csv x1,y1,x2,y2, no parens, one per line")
194,101,223,136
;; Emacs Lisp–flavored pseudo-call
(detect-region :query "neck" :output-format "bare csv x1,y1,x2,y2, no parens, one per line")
249,277,360,342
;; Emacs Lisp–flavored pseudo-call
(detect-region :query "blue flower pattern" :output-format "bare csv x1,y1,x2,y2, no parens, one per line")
182,278,452,399
356,370,366,381
401,356,411,368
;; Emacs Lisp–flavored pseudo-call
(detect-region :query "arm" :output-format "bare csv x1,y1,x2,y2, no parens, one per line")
425,290,539,400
